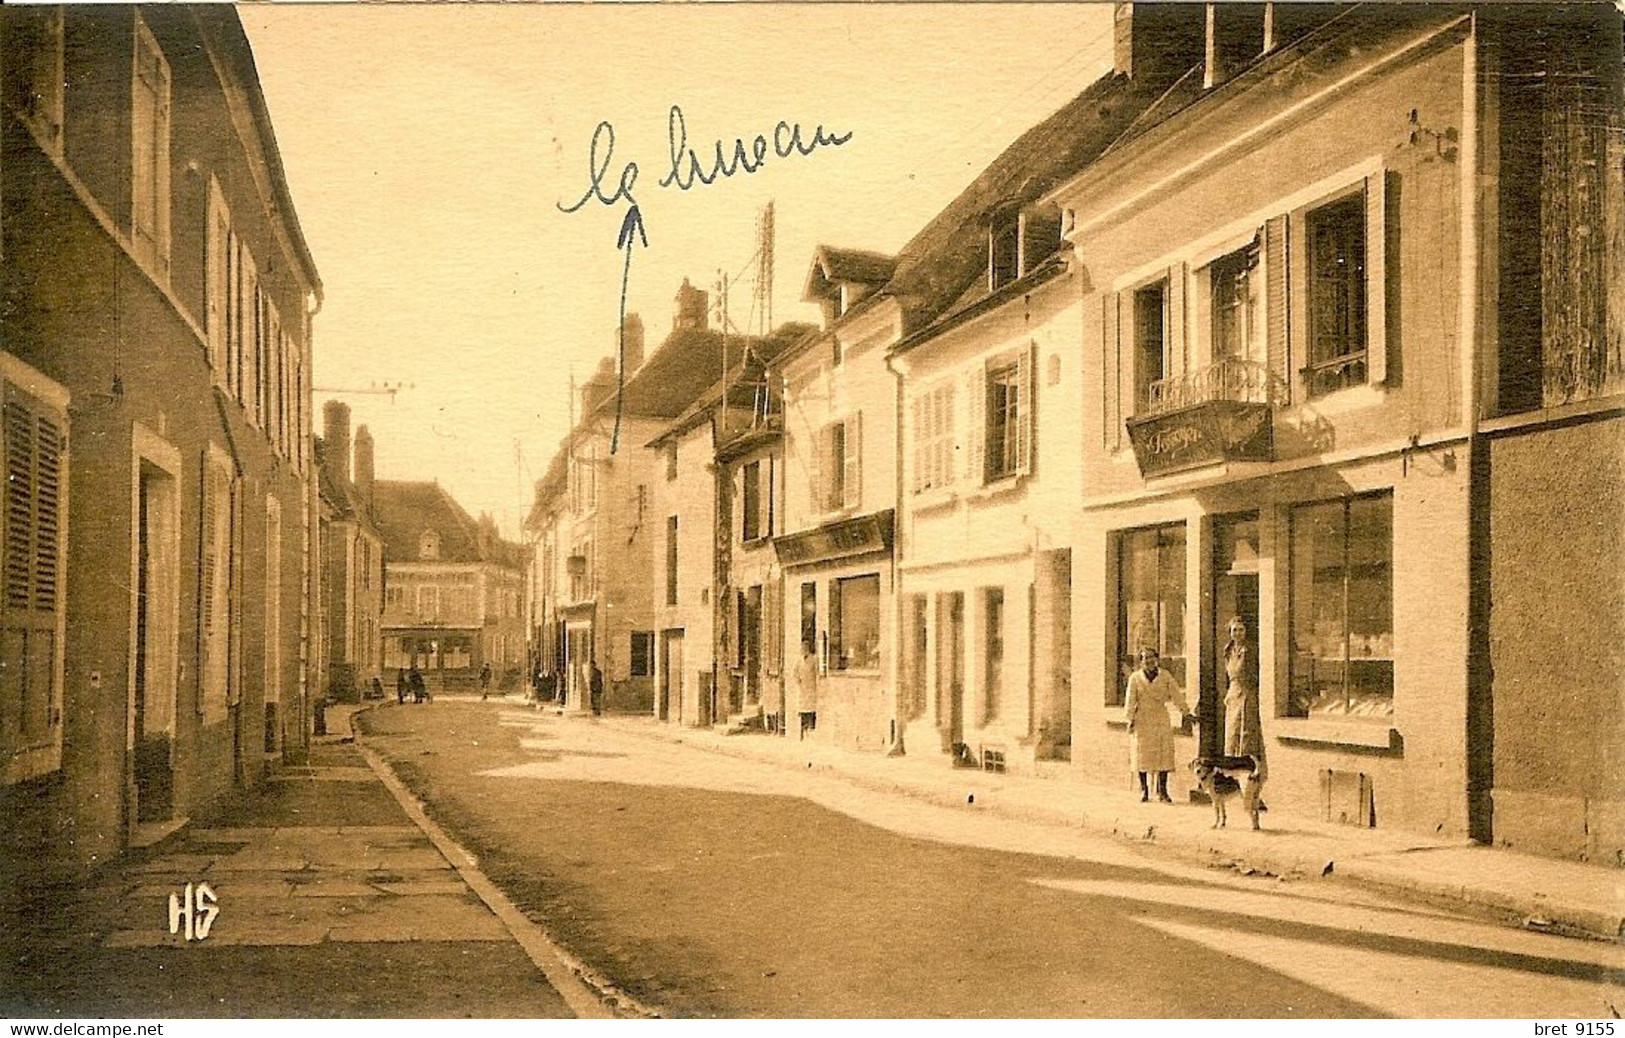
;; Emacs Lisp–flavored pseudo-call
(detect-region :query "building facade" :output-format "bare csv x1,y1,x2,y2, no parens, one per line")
1,5,321,873
374,481,524,693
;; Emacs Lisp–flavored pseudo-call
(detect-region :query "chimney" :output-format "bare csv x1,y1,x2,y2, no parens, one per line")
323,400,351,485
1204,2,1268,89
582,356,616,416
353,425,375,509
673,278,709,332
1114,3,1206,83
622,313,646,372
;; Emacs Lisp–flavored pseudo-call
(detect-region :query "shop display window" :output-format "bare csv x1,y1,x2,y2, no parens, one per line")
1113,523,1186,705
830,574,881,672
1289,493,1394,718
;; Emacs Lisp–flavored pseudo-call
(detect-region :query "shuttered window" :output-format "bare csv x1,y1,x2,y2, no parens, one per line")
0,380,67,784
984,346,1034,482
130,15,171,274
911,382,955,494
206,179,231,382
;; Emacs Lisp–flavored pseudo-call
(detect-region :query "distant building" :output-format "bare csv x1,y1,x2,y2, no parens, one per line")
0,5,321,873
374,481,525,693
315,401,383,701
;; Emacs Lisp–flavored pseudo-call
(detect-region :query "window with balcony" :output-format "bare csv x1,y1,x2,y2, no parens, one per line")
1304,193,1369,397
1209,242,1262,364
1289,494,1393,719
1132,280,1168,415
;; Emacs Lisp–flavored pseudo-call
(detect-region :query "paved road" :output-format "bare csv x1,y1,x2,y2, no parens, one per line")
360,701,1625,1019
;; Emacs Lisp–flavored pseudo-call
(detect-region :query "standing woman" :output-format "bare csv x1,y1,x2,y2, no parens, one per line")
1222,617,1266,776
1125,647,1190,802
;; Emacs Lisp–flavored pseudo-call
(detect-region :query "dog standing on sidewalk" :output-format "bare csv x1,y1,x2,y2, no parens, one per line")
1189,756,1263,830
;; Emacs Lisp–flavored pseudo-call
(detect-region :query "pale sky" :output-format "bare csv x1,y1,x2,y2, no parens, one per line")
241,3,1116,537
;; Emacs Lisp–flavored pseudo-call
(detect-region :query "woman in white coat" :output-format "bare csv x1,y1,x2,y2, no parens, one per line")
1125,647,1191,803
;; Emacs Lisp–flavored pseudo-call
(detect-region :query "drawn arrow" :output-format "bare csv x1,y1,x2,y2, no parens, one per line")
611,203,649,454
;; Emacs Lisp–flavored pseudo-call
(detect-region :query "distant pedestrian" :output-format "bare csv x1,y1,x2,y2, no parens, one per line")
795,647,819,740
410,664,427,704
395,667,407,706
370,676,384,701
1124,647,1190,803
479,662,493,701
588,661,604,716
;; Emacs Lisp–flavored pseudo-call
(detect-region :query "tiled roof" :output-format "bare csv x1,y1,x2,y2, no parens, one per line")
373,480,522,568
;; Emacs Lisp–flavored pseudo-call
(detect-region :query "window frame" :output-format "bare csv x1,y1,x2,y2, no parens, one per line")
1110,521,1187,708
982,347,1033,484
130,13,172,276
829,573,881,674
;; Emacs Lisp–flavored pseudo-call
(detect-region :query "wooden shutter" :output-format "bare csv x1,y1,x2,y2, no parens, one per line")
1365,172,1388,385
1104,296,1120,449
225,232,241,397
1265,214,1290,404
842,413,862,510
806,425,822,516
0,383,66,783
1016,344,1035,474
239,245,258,413
1167,264,1187,378
965,367,986,485
205,179,229,379
910,395,924,494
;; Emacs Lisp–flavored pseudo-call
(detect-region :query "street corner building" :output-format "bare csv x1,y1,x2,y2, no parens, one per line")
1,7,323,877
373,480,525,698
315,400,384,704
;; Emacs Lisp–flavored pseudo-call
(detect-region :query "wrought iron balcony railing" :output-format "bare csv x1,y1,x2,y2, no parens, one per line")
1145,357,1275,415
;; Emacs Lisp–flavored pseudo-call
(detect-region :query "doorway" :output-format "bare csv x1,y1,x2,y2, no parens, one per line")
1209,513,1260,758
743,585,762,710
660,629,683,723
133,462,179,823
936,592,965,757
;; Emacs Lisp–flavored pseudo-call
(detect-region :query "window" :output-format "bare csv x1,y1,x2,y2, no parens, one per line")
799,581,817,657
1113,523,1186,706
131,15,171,273
1132,280,1168,414
7,8,65,149
417,585,439,620
386,586,404,609
419,530,440,560
665,516,678,606
0,373,67,783
1304,193,1368,397
812,416,861,513
1289,494,1393,719
630,631,654,677
911,382,955,494
1209,242,1261,363
238,244,258,411
264,499,281,711
990,208,1020,291
829,574,880,672
665,443,678,481
983,588,1005,720
742,460,762,541
984,350,1032,482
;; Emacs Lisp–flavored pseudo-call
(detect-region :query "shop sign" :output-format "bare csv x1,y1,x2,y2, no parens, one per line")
1126,402,1273,477
774,509,895,566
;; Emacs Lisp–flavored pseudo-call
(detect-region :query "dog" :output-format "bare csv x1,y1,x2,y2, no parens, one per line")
1189,755,1264,830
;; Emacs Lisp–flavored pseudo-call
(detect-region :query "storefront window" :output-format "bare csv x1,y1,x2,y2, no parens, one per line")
1289,494,1394,718
830,574,881,672
1114,524,1186,705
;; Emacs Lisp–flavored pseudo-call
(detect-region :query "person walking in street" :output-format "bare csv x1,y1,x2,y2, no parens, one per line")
395,667,407,706
588,661,604,716
1222,616,1266,779
794,647,819,740
410,664,428,704
479,662,493,701
1124,647,1191,803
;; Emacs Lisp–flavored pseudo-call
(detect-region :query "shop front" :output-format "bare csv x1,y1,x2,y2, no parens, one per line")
1075,450,1470,838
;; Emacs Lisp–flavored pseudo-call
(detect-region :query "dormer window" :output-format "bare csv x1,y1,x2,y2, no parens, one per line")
419,530,440,560
990,208,1020,291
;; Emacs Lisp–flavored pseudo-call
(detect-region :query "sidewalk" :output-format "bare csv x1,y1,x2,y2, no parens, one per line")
1,706,604,1019
589,711,1624,943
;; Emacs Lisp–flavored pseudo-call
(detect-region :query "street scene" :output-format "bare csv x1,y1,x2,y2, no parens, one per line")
2,0,1624,1021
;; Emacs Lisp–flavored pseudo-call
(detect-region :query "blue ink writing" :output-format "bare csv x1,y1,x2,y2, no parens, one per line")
556,121,639,213
660,105,852,191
